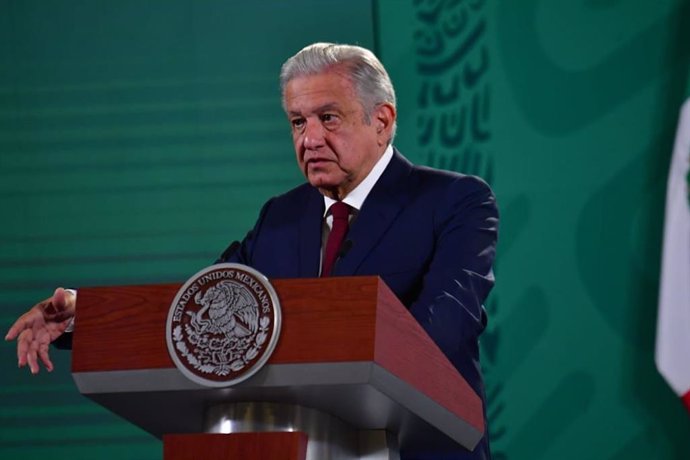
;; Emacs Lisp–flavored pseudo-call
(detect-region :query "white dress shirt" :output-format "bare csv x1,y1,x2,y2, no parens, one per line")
320,145,394,270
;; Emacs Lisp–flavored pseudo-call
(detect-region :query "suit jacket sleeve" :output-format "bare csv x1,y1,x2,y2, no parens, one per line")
407,175,498,390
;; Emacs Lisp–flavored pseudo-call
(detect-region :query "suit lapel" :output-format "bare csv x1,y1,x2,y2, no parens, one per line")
334,150,415,275
297,186,325,277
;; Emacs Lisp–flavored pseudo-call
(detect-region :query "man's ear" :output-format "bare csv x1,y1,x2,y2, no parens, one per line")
374,103,396,144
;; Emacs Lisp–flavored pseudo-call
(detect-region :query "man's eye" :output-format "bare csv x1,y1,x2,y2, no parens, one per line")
291,118,305,130
321,114,338,124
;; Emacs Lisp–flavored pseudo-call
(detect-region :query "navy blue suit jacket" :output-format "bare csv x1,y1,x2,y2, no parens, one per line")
221,149,498,459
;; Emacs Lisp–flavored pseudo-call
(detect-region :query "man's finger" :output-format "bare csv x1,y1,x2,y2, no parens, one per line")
5,315,29,341
16,329,32,367
38,342,53,373
27,340,39,374
52,288,67,309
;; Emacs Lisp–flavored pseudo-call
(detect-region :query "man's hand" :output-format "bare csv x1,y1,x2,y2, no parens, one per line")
4,287,76,374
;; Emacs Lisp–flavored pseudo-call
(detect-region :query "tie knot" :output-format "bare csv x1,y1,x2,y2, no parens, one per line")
330,201,350,220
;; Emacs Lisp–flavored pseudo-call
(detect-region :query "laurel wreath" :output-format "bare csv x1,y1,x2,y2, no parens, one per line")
173,315,271,377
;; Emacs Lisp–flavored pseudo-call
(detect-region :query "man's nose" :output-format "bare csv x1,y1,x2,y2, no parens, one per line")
302,119,325,149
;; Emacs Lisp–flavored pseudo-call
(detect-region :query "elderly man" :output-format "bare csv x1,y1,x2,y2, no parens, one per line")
6,43,498,459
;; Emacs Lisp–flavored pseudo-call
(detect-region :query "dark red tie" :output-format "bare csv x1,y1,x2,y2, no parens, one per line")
321,201,350,277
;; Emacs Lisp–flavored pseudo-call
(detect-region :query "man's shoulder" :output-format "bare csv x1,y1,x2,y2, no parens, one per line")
393,148,491,188
271,181,318,203
405,158,494,198
256,182,321,220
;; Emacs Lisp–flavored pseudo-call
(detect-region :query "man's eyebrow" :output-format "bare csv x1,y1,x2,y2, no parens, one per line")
315,103,341,112
288,103,341,117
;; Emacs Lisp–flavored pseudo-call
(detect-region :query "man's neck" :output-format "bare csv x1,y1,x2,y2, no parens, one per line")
323,144,394,212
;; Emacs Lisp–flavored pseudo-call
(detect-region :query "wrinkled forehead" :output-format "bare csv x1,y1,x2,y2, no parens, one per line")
282,67,358,109
283,71,360,114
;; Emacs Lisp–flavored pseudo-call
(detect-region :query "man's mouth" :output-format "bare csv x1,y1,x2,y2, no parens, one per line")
306,158,332,168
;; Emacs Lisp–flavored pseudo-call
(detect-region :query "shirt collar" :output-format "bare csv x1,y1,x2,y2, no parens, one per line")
323,144,394,215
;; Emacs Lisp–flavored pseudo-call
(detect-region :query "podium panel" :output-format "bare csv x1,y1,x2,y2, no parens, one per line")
164,432,308,460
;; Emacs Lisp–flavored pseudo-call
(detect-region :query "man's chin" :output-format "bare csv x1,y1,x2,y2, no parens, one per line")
307,178,340,198
307,174,338,189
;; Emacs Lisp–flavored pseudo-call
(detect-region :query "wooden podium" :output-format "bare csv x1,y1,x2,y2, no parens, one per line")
71,276,484,459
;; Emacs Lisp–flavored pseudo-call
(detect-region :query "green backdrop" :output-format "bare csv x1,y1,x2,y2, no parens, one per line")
2,1,689,459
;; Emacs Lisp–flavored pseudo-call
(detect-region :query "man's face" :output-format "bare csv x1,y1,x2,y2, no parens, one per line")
283,70,394,200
